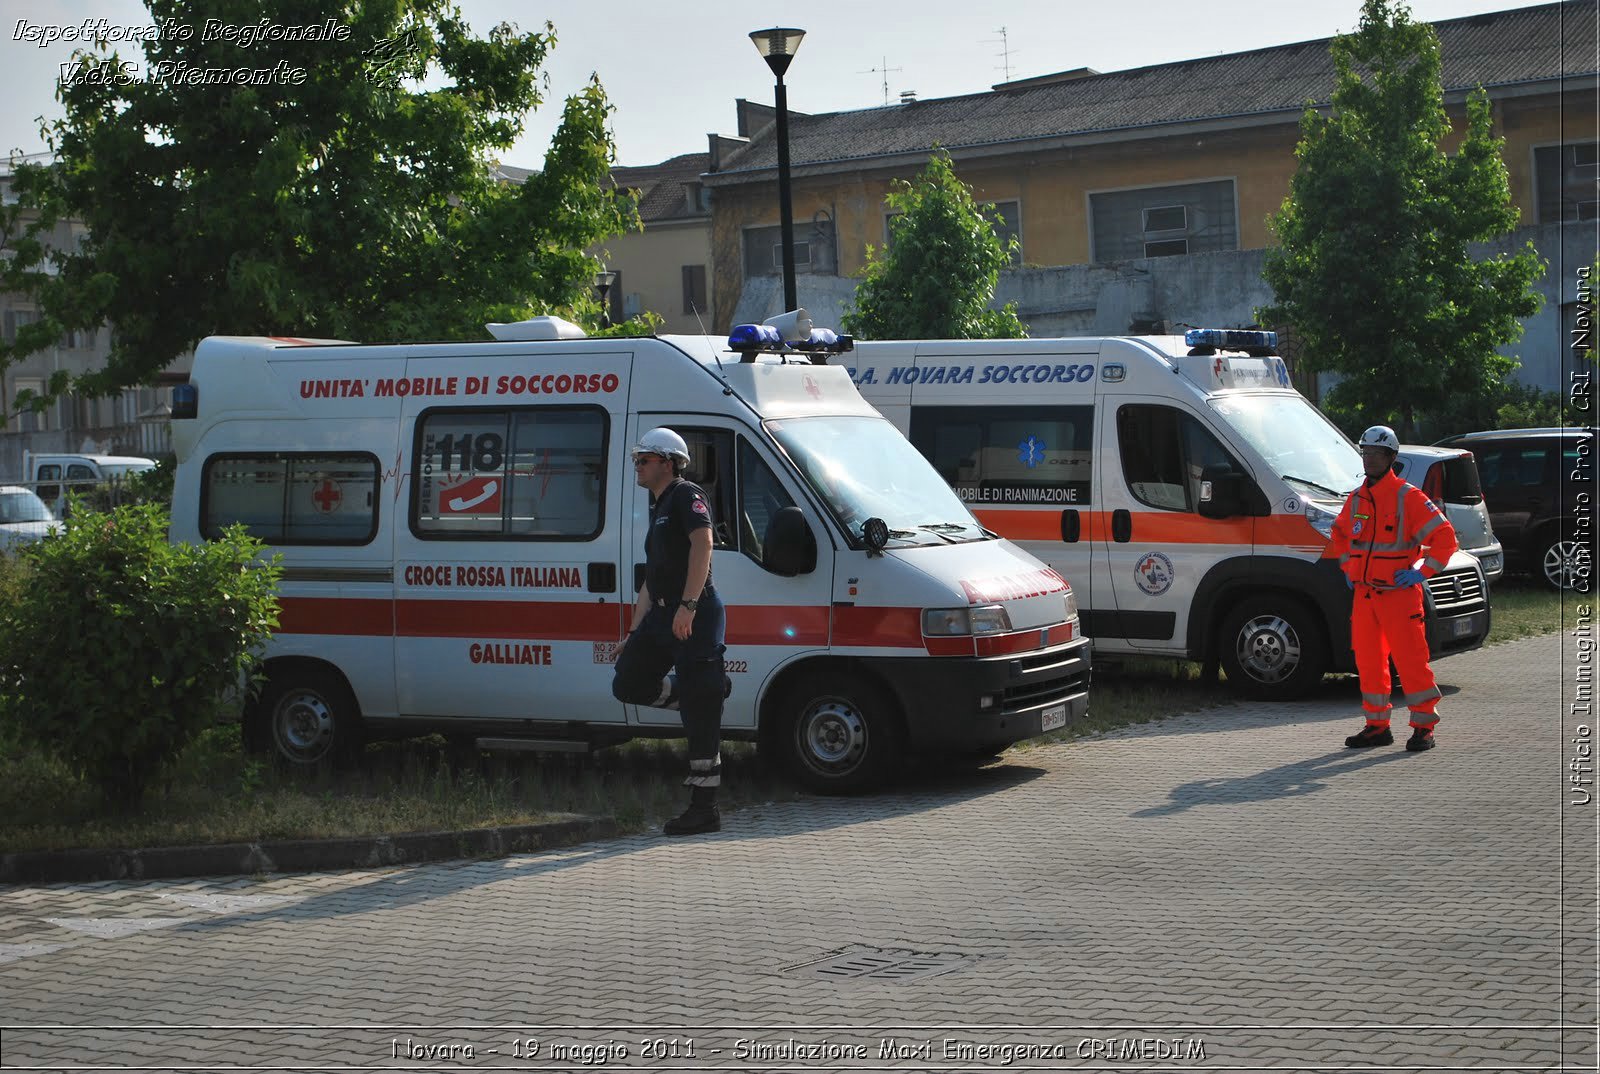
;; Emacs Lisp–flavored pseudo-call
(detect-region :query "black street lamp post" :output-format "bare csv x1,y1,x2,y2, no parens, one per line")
749,27,805,313
593,267,617,329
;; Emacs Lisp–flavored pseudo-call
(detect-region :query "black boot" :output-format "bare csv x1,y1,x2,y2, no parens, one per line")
664,786,720,836
1344,723,1394,748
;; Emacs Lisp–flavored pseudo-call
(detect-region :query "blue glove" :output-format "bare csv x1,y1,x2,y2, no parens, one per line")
1393,568,1425,588
1345,575,1355,590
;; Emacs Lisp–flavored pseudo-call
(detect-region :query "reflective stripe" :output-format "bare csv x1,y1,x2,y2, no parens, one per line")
1362,692,1391,708
1401,686,1442,707
1338,553,1349,566
1416,514,1445,540
1424,557,1448,572
685,754,723,788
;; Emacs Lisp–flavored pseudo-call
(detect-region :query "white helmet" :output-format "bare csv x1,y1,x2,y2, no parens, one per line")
1358,425,1400,452
633,427,690,465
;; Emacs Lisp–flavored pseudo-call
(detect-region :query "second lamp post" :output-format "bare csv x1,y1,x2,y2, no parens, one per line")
749,27,805,314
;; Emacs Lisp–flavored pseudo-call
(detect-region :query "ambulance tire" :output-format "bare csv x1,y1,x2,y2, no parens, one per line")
777,671,904,794
247,665,365,769
1217,595,1328,700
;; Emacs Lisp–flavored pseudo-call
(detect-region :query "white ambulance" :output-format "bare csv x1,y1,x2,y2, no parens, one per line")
833,328,1490,699
167,318,1091,792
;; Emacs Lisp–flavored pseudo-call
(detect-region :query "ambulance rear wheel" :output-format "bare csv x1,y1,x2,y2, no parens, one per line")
247,665,364,769
779,672,903,794
1218,595,1328,700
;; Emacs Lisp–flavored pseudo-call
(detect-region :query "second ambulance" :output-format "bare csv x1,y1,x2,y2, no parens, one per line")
835,328,1489,699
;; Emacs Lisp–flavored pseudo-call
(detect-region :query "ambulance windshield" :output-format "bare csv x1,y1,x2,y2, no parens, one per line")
767,415,987,546
1208,394,1361,498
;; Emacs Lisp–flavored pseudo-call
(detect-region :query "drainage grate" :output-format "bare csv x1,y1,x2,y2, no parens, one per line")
788,946,973,981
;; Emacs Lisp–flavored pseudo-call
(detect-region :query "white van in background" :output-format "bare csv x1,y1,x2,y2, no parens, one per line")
167,318,1091,792
21,451,156,514
1394,444,1503,585
834,328,1490,699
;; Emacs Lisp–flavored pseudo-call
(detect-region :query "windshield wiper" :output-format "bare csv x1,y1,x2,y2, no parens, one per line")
1281,474,1343,498
915,522,971,544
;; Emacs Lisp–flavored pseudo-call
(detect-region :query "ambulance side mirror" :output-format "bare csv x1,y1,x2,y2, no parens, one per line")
1197,464,1246,519
763,507,817,576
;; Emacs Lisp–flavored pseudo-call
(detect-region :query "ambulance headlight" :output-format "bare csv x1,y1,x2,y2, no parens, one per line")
922,608,971,636
969,605,1013,635
1305,503,1337,539
1062,587,1079,621
922,605,1014,636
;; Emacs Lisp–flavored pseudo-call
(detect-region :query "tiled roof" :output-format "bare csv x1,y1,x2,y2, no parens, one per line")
609,152,711,222
714,2,1594,177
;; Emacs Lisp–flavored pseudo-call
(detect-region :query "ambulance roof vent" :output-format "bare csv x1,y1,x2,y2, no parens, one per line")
486,316,588,341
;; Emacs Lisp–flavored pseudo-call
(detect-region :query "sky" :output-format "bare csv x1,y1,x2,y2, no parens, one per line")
0,0,1562,169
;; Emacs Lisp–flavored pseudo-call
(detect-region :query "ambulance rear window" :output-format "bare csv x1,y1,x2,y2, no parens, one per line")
201,453,379,545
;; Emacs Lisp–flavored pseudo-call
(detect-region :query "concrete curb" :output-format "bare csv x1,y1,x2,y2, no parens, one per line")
0,815,621,885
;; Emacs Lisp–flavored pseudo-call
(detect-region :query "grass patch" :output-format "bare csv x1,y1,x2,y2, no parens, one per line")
1485,577,1585,642
0,726,801,854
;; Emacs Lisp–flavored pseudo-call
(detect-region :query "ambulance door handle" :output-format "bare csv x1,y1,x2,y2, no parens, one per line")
1060,509,1081,543
1112,509,1132,543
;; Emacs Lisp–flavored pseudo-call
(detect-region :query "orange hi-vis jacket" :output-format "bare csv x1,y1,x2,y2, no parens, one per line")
1324,468,1459,589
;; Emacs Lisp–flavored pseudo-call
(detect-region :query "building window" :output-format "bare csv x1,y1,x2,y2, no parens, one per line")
682,264,708,316
1090,180,1237,263
201,453,379,545
743,220,836,278
1535,143,1600,224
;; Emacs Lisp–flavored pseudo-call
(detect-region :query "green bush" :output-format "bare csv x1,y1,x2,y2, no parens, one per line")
0,502,280,807
76,455,176,514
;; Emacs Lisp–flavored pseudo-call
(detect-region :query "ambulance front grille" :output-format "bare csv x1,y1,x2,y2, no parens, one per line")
1002,670,1089,717
1425,568,1485,612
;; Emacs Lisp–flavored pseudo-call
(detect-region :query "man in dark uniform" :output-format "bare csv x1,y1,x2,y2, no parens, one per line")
611,427,728,835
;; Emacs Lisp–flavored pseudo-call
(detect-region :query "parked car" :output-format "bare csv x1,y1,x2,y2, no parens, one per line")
1434,427,1593,590
1394,444,1503,585
0,485,63,553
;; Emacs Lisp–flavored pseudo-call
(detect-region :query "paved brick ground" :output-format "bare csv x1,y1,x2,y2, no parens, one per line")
0,631,1593,1072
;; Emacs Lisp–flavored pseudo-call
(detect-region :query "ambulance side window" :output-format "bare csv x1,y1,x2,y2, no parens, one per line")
201,452,379,544
737,437,796,564
412,407,606,540
674,428,736,550
1118,405,1242,512
910,405,1093,507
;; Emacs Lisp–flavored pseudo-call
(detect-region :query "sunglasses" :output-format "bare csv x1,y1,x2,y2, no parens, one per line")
632,453,667,466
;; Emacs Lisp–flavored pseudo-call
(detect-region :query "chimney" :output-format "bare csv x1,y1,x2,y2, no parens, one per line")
899,90,917,104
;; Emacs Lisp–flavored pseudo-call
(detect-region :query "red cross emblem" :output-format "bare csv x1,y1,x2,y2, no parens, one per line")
1213,357,1225,380
311,479,342,513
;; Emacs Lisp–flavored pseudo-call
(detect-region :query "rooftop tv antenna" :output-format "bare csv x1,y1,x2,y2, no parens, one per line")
857,56,903,107
990,26,1018,83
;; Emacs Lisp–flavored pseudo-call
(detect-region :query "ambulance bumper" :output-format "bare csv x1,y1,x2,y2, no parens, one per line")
868,635,1093,751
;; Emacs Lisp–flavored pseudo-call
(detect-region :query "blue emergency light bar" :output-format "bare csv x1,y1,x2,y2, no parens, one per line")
727,324,854,361
1184,328,1278,355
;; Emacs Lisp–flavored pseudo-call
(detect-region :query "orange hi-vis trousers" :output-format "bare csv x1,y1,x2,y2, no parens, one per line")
1352,583,1441,729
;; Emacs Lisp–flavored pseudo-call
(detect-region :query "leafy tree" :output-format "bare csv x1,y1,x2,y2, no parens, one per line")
0,504,280,807
0,0,642,414
842,150,1027,340
1259,0,1544,441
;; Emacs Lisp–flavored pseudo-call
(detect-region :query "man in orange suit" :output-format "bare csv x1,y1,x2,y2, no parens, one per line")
1324,425,1459,752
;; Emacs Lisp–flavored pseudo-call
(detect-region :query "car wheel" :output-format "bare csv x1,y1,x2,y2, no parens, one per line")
1539,534,1583,591
1218,595,1329,700
775,672,903,794
246,666,364,768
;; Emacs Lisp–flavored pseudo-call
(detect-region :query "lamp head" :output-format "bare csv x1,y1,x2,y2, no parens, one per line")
749,27,805,78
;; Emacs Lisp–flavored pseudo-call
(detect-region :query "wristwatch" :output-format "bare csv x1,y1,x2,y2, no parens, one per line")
680,597,700,611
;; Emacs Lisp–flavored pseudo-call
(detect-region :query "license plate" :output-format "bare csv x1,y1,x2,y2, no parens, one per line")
1452,616,1477,638
1040,703,1067,732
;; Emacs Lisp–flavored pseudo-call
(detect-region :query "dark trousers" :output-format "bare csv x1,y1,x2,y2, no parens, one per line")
611,587,726,786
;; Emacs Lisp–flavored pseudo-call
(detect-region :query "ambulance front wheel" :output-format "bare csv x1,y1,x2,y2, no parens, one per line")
777,672,904,794
1217,595,1328,700
246,665,365,768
